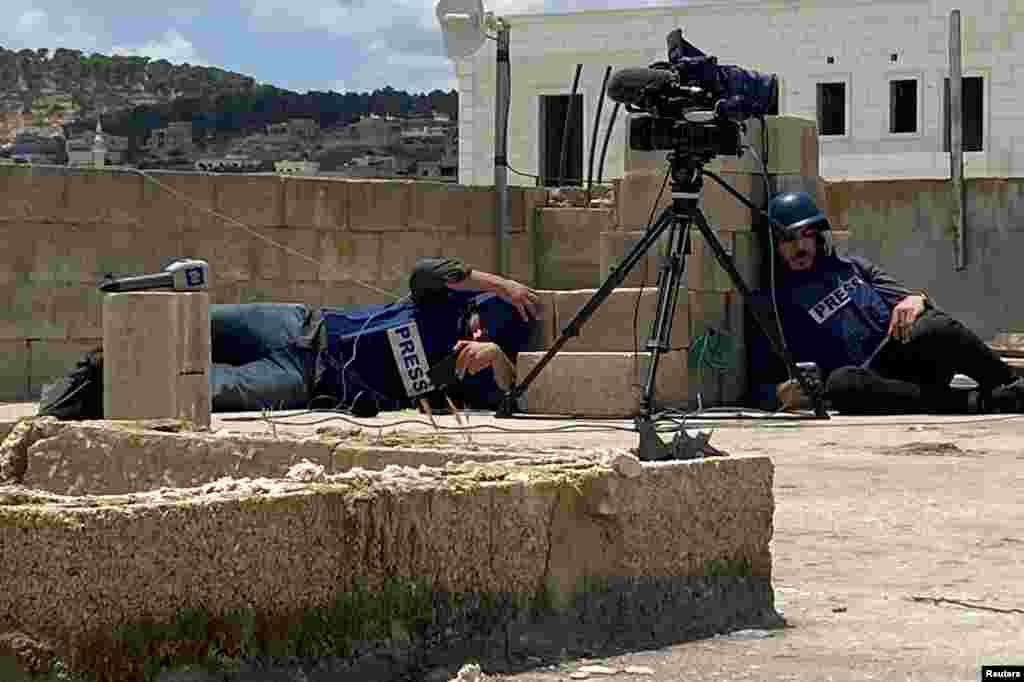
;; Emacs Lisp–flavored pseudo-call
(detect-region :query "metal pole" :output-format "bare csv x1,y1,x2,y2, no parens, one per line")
558,64,583,186
949,9,966,271
586,66,612,203
494,20,511,275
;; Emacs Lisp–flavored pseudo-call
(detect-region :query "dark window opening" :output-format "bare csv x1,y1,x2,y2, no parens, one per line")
539,94,583,187
944,76,984,152
817,82,846,136
889,79,918,133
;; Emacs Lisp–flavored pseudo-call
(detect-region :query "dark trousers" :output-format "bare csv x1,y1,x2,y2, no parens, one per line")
825,310,1015,415
210,303,314,412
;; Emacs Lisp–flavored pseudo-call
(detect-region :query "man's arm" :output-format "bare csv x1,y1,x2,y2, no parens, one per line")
410,256,539,321
849,255,915,308
849,255,932,341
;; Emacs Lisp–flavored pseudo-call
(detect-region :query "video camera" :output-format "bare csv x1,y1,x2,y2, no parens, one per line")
607,29,779,159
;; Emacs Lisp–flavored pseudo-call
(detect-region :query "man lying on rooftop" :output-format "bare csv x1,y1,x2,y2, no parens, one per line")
38,257,541,420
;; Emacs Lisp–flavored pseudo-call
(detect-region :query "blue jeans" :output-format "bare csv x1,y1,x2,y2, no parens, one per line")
210,303,314,412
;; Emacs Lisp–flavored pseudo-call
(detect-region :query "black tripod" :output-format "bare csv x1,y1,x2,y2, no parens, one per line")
496,151,828,459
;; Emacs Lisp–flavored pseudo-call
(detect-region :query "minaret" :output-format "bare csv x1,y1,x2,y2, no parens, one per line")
91,115,107,168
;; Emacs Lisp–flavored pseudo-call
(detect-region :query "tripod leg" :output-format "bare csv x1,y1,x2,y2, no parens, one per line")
639,217,690,417
497,204,678,415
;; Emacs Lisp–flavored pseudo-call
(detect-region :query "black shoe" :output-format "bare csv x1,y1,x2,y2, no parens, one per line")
989,377,1024,413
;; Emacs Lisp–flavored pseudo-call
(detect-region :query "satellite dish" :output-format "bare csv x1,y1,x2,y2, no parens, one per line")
436,0,486,59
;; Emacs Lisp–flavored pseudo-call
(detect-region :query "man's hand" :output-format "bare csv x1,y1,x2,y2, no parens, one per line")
498,278,540,322
776,379,806,412
454,340,515,390
887,294,927,343
454,340,500,375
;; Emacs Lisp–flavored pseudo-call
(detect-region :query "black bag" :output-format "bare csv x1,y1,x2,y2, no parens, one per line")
37,347,104,420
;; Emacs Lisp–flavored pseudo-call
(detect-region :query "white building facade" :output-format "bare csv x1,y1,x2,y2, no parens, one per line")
455,0,1024,185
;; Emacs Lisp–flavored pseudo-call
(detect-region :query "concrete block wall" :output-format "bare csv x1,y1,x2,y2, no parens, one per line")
817,176,1024,342
0,166,547,400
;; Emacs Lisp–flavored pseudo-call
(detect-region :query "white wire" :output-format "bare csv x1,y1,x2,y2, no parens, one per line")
744,144,793,380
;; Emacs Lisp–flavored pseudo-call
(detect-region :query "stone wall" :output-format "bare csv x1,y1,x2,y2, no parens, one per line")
0,165,546,400
819,176,1024,342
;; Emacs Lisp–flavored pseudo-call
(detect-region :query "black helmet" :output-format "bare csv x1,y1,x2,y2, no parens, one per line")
768,192,830,234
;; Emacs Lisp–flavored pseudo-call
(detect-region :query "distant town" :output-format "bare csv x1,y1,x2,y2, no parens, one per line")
1,110,458,180
0,46,458,180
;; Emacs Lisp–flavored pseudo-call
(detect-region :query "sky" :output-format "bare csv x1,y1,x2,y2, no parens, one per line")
2,0,673,96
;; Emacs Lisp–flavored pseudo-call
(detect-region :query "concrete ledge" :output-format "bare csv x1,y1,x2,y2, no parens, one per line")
0,418,568,496
0,451,776,680
517,351,688,417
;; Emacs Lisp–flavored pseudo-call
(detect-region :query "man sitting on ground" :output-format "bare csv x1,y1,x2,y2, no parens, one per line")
749,191,1024,414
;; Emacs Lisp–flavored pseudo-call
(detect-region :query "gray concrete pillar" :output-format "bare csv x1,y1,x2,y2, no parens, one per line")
103,292,211,428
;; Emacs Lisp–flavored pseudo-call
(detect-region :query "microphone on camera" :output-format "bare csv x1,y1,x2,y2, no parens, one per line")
606,67,676,108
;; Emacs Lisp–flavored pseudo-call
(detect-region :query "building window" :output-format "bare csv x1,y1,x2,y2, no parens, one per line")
816,82,846,136
538,93,584,187
889,79,918,134
943,76,984,152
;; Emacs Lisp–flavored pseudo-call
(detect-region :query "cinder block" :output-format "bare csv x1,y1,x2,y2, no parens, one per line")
515,188,548,233
507,232,534,286
348,180,412,231
0,222,52,285
617,170,672,231
1,285,63,340
379,231,442,285
318,232,381,285
706,115,819,177
181,222,252,283
0,340,30,401
533,208,613,289
64,170,144,226
517,350,688,417
599,230,669,288
51,284,104,340
688,228,763,293
465,186,497,235
409,183,467,232
700,171,766,230
284,177,349,230
0,165,69,223
240,280,327,306
252,227,320,281
552,287,689,352
446,233,497,275
319,281,398,308
140,171,219,232
103,292,211,428
29,339,102,400
59,223,184,285
214,174,286,229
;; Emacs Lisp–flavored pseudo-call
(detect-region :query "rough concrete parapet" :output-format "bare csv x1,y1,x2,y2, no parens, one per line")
0,452,777,681
0,418,577,496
